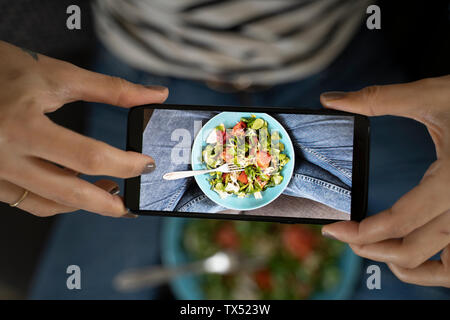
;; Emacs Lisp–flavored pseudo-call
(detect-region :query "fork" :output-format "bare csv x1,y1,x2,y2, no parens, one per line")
163,163,244,180
113,250,265,292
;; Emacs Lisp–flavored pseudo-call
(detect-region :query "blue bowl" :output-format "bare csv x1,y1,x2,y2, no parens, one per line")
161,218,363,300
191,112,295,211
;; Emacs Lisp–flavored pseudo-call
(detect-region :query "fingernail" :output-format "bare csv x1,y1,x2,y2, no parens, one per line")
142,162,156,175
322,230,337,240
123,212,138,218
109,186,120,196
320,91,347,103
122,209,138,219
145,85,168,92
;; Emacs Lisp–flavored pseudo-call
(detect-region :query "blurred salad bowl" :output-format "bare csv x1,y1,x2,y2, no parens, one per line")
162,218,363,300
191,112,295,211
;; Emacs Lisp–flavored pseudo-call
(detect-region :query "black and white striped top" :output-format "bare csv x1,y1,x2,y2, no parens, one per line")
93,0,369,86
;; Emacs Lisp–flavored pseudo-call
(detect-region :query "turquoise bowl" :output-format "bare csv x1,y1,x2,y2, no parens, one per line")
162,218,363,300
191,112,295,211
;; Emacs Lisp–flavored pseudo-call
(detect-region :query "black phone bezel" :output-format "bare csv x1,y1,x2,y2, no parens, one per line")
125,104,369,224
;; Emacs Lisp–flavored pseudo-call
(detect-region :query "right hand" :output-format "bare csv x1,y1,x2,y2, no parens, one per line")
320,75,450,287
0,41,168,218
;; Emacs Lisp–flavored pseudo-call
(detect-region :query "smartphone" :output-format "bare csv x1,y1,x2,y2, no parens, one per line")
125,104,369,224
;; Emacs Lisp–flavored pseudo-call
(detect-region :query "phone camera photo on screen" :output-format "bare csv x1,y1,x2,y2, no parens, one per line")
126,105,369,224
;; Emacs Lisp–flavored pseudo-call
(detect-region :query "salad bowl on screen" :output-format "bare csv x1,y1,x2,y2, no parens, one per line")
191,112,295,211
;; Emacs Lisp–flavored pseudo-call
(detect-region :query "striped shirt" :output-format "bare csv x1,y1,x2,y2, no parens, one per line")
93,0,370,86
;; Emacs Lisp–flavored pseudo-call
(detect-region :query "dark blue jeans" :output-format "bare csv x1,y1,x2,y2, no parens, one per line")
30,27,449,299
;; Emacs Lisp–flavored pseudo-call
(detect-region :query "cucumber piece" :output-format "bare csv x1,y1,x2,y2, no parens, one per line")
215,182,225,191
272,175,283,185
251,118,264,130
271,131,281,140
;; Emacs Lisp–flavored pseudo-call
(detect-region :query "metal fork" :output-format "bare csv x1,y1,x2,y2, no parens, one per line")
113,250,264,292
163,163,244,180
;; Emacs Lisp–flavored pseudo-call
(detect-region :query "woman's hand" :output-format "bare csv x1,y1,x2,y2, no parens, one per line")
0,41,168,218
320,75,450,287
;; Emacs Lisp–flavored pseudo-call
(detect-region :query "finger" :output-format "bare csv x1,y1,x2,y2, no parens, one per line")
25,116,155,178
0,179,74,217
349,210,450,269
2,156,129,217
319,75,450,120
0,179,121,217
60,63,169,107
387,245,450,287
322,163,450,244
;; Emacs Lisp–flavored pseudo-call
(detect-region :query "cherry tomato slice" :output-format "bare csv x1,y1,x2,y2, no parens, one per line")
232,121,247,136
237,171,248,184
254,269,272,291
282,225,317,260
215,223,240,249
256,151,271,168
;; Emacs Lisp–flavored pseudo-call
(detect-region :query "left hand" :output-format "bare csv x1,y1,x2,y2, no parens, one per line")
0,41,168,218
319,76,450,287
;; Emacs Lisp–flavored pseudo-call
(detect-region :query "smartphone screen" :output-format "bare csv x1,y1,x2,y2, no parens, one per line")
126,105,369,224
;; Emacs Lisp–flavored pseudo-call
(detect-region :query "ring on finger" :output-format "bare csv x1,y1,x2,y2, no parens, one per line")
9,189,29,208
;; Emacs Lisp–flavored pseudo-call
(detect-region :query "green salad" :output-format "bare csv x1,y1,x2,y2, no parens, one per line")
202,116,290,199
184,220,345,299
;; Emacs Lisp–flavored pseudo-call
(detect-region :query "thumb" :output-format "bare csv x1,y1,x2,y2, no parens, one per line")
320,76,450,121
62,63,169,108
